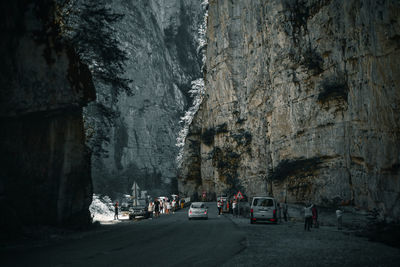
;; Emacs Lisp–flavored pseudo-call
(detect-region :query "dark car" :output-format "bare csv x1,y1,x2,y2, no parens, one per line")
129,199,147,219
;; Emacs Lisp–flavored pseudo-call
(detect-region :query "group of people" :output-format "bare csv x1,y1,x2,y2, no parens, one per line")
147,198,178,218
276,202,289,223
217,199,239,216
304,203,346,231
303,203,319,231
117,197,344,230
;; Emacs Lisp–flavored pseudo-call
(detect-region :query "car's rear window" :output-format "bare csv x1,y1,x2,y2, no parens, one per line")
253,198,274,207
191,203,205,208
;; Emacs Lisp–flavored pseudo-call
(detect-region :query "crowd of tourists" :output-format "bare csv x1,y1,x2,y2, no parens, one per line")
114,195,344,230
146,197,183,219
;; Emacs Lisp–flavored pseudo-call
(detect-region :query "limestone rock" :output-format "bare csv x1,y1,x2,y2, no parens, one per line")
90,0,204,196
179,0,400,221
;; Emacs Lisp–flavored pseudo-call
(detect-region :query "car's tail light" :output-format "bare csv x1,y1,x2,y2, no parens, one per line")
204,211,207,214
250,209,253,213
273,209,276,218
189,209,192,214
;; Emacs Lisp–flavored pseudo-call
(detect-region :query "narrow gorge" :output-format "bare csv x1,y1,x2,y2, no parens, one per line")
1,0,399,237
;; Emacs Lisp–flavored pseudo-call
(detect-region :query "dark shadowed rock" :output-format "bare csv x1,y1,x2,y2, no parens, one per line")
0,0,95,237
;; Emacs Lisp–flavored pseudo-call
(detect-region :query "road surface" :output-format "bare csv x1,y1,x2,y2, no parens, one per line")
2,203,400,266
2,204,245,267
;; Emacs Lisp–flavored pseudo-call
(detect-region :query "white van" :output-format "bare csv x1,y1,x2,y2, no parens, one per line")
250,197,277,224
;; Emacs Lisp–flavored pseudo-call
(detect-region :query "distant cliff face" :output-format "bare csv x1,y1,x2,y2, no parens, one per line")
0,0,95,233
89,0,205,196
179,0,400,220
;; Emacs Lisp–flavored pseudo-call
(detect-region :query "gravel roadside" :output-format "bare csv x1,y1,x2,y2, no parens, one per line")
223,215,400,267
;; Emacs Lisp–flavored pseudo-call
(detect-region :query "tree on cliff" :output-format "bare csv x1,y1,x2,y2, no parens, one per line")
57,0,132,156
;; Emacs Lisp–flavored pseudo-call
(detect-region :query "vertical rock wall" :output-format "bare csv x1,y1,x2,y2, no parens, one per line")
179,0,400,220
90,0,205,196
0,0,95,233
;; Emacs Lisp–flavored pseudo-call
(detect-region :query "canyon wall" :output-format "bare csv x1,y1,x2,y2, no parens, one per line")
0,0,95,234
179,0,400,220
90,0,205,196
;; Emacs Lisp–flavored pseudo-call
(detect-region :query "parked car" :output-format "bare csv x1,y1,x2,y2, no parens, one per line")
129,199,147,219
188,202,208,220
250,197,277,224
120,203,130,217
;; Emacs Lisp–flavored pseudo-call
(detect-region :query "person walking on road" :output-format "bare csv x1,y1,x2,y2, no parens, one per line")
217,200,222,216
312,204,319,228
154,199,160,218
277,203,282,223
147,201,154,219
282,201,288,222
166,200,171,215
336,207,343,230
304,203,312,231
114,201,119,220
160,200,164,214
232,200,238,217
172,199,176,214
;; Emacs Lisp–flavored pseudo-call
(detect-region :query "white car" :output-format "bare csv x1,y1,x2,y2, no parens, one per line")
188,202,208,220
250,197,277,224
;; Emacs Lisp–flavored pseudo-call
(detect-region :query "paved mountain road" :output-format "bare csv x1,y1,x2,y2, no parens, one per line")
3,203,400,266
3,205,245,267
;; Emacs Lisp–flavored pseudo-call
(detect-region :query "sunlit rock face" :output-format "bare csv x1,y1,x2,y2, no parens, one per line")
0,0,95,232
179,0,400,220
91,0,204,196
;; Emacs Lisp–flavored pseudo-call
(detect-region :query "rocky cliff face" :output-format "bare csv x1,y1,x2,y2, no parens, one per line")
179,0,400,220
90,0,205,196
0,0,95,234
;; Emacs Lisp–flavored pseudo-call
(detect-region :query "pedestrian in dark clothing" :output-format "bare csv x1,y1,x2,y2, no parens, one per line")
114,201,119,220
277,203,282,223
336,208,343,230
283,202,288,222
312,204,318,228
154,199,160,217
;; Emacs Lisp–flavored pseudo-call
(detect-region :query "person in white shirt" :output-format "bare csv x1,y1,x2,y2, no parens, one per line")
336,208,343,230
232,200,237,217
304,203,313,231
172,199,176,214
217,200,222,216
166,201,171,214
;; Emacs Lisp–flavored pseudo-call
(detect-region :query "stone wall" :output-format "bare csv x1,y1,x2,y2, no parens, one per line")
90,0,205,196
179,0,400,221
0,0,95,234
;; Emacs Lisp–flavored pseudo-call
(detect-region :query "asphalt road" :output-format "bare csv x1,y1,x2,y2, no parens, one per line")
3,203,400,267
2,204,245,267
